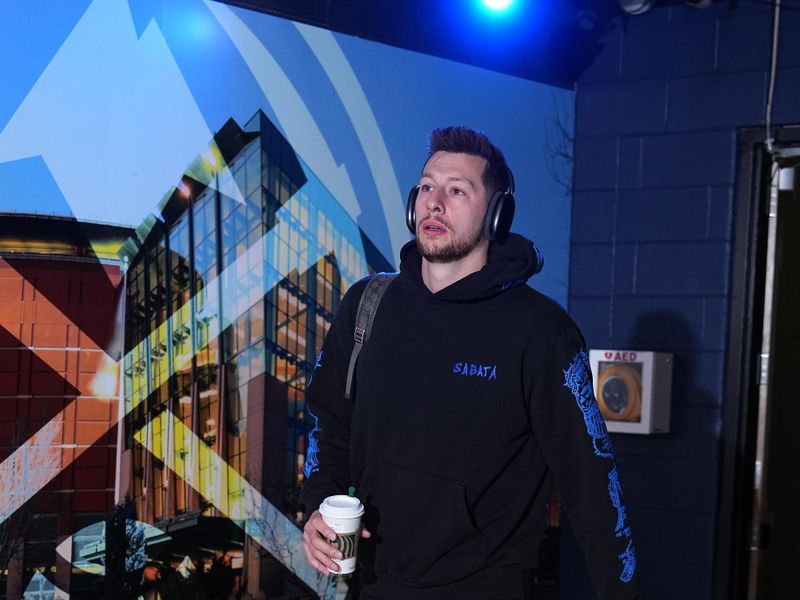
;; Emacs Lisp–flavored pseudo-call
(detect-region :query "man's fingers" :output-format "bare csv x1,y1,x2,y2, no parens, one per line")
303,510,363,574
308,553,333,574
304,528,342,558
302,536,329,574
303,519,344,575
303,536,341,574
307,511,337,541
305,545,337,574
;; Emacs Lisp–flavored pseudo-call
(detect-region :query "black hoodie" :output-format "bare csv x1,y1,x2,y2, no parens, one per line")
302,234,638,599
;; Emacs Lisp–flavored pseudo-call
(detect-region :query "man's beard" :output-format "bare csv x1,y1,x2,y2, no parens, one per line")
416,220,484,264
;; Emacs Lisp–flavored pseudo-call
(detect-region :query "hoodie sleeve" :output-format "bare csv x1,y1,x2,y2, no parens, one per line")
299,278,368,518
526,326,638,599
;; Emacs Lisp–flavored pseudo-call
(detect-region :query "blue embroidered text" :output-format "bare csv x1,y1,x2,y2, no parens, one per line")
452,362,497,380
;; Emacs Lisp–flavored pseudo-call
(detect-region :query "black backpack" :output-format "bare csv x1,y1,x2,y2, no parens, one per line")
344,273,397,400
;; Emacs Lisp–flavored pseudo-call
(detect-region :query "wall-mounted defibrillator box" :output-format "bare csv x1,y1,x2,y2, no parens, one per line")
588,350,673,434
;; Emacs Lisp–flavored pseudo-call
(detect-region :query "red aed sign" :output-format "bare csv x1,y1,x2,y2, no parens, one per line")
603,351,638,362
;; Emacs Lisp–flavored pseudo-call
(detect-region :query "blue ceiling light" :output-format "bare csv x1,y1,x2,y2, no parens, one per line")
476,0,520,21
482,0,515,11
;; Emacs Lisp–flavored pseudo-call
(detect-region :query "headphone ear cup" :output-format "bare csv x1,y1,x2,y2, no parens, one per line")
482,191,502,241
406,185,420,234
482,191,515,243
495,192,515,243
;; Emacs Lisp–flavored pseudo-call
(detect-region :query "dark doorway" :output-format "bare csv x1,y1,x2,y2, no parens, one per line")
717,127,800,600
746,150,800,599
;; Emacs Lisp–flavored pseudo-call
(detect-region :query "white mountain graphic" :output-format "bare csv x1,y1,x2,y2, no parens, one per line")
0,0,213,227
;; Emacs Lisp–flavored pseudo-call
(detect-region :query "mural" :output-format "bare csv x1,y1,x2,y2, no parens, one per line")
0,0,574,597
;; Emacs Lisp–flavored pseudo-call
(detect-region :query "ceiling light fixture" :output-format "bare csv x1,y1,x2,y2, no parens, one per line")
482,0,514,12
619,0,655,15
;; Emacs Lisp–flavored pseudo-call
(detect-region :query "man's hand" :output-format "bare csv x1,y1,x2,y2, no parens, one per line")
302,509,372,575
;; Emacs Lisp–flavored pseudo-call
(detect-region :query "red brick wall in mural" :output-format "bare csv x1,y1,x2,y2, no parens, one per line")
0,255,122,597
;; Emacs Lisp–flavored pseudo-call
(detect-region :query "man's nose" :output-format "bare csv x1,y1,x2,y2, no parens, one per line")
426,188,445,213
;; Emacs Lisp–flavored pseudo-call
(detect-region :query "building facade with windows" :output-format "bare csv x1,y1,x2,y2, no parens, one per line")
119,111,392,597
0,213,130,598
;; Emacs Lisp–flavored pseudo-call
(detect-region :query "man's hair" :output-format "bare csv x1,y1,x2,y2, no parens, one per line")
426,126,510,196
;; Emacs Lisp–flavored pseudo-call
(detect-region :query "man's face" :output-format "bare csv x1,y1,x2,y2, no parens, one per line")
414,151,489,264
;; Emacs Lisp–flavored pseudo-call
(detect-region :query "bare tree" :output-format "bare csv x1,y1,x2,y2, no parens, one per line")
0,418,61,580
0,508,26,584
244,487,338,599
544,92,575,199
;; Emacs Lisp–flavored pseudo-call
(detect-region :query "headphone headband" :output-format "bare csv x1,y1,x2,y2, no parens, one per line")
504,166,515,196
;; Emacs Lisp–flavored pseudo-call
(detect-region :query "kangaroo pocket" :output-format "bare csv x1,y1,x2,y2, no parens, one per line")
359,461,486,586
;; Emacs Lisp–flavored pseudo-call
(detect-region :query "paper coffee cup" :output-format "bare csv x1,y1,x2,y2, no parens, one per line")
319,495,364,574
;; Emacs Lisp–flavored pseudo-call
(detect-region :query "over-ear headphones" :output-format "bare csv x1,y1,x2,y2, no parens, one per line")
406,166,516,244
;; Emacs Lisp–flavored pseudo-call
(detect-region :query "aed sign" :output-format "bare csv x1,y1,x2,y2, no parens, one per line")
589,349,673,435
603,351,638,362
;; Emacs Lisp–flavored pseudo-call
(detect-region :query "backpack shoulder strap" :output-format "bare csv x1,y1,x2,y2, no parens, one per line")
344,272,398,400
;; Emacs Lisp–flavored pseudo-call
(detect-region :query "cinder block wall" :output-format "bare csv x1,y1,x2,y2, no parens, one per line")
566,2,800,598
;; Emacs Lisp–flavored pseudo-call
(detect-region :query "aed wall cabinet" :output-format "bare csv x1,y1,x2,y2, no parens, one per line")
588,350,673,434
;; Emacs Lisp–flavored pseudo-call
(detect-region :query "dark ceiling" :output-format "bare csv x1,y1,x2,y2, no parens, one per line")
221,0,627,88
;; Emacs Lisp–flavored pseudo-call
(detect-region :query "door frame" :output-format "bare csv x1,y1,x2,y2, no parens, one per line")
714,125,800,600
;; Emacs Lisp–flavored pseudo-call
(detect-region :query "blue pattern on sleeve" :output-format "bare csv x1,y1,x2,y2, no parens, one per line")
564,349,637,583
303,407,321,478
307,350,324,388
303,350,325,478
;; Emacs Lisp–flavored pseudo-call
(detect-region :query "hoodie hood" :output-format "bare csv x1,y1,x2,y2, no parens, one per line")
398,233,544,302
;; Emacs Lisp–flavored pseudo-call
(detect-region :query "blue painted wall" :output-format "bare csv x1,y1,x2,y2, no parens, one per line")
566,1,800,598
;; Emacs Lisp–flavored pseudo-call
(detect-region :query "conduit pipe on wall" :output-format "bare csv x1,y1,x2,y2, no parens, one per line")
765,0,782,154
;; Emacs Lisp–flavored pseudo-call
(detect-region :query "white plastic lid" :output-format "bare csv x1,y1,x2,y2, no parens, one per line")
319,494,364,518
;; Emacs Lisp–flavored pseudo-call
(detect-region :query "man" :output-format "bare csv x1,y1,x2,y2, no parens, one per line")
301,127,638,599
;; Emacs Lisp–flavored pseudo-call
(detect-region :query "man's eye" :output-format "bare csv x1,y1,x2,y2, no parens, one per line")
451,187,465,196
420,184,433,192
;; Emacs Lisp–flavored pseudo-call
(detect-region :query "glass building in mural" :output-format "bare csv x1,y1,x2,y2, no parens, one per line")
119,111,392,597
